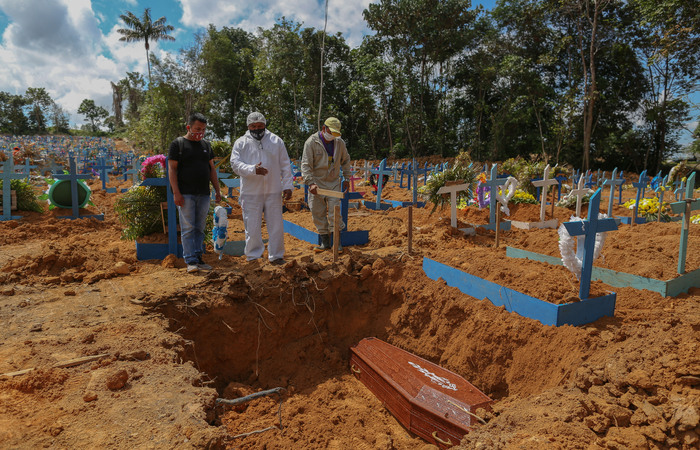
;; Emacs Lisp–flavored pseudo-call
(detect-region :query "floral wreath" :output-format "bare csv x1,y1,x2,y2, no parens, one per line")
557,214,608,280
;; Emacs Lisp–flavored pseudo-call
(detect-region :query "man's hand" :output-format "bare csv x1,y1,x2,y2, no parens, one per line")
283,189,292,201
214,191,222,202
309,183,318,195
255,162,268,175
173,192,184,207
342,180,350,192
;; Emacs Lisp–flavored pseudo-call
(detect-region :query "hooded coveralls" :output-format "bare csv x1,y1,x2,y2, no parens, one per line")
301,132,352,235
231,130,293,261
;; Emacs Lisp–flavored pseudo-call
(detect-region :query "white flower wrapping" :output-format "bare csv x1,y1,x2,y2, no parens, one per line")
558,214,608,280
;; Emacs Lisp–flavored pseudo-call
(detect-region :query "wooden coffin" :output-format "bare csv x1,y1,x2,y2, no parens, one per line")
350,337,492,448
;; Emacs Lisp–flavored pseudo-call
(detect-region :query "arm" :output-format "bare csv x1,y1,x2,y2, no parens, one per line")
209,159,221,202
339,140,352,192
278,141,294,200
300,138,318,194
230,139,258,177
168,159,184,207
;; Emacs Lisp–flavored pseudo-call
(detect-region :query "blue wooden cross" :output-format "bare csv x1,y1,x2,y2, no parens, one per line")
371,159,395,209
603,168,624,216
121,159,141,192
53,153,103,220
46,157,64,176
563,188,619,299
628,170,650,225
0,154,25,221
399,162,408,188
212,167,231,201
584,172,596,189
674,178,686,201
95,154,117,193
655,174,669,223
14,158,37,182
669,172,698,274
221,177,240,198
140,158,178,257
484,164,510,230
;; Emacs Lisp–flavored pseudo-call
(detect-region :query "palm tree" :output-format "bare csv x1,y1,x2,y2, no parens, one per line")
117,8,175,87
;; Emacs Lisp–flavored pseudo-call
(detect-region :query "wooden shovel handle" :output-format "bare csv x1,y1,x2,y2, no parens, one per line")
432,432,452,446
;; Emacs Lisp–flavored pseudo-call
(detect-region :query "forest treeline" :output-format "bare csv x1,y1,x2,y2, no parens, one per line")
1,0,698,174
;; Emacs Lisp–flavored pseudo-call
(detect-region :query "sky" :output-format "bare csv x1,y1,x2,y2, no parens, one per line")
0,0,695,147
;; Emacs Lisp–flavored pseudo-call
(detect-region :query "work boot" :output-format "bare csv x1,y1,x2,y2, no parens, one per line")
314,234,331,252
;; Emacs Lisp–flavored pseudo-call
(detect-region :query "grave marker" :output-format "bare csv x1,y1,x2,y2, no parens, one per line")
569,175,589,218
437,181,474,235
479,164,511,232
655,175,669,223
95,154,117,193
669,172,699,274
562,188,618,299
531,164,559,224
603,168,624,216
52,153,104,221
625,170,650,225
0,154,25,221
137,158,179,259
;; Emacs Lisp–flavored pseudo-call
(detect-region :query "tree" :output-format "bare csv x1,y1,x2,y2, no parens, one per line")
630,0,700,172
117,8,175,87
363,0,480,157
200,25,257,140
0,92,29,134
78,99,109,132
25,87,54,134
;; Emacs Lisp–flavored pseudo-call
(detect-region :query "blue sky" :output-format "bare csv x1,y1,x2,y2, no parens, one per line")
0,0,695,146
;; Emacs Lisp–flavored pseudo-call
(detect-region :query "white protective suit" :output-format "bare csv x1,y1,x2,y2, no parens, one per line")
231,129,293,261
300,133,352,234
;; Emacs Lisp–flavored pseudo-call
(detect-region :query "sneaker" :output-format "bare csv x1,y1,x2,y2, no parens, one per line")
186,264,199,273
270,258,285,266
197,258,213,271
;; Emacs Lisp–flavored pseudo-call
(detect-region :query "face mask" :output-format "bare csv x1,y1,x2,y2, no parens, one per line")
250,128,265,140
188,128,205,141
322,131,335,142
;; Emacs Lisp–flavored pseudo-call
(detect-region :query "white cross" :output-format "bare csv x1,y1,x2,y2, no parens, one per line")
531,164,559,222
569,175,589,217
437,183,470,228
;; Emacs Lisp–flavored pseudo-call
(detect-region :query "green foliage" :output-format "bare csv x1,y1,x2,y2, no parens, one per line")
422,151,477,213
0,179,43,212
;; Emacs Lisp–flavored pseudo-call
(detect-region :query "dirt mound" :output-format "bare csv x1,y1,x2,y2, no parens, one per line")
0,169,698,449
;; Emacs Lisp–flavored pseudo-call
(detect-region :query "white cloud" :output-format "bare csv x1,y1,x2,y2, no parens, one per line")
0,0,176,127
177,0,374,47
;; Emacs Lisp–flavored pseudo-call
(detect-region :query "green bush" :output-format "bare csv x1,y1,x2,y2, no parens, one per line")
0,179,43,212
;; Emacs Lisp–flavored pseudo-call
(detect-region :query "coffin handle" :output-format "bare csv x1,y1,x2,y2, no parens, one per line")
350,364,361,374
432,432,452,446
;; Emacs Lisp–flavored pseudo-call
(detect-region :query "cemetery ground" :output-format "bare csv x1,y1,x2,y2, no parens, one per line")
0,173,699,449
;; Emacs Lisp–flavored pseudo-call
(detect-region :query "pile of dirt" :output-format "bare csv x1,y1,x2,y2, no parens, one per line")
0,167,698,449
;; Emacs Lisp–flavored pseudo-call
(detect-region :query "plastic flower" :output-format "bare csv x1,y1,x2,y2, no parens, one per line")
691,214,700,225
141,154,167,179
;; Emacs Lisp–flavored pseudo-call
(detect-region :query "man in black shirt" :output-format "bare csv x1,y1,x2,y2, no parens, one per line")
167,113,222,273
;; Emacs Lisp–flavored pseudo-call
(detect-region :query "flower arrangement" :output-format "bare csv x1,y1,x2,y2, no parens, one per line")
421,151,477,213
556,189,594,209
691,214,700,225
115,154,168,240
622,196,671,221
140,154,167,180
511,189,538,205
0,179,43,212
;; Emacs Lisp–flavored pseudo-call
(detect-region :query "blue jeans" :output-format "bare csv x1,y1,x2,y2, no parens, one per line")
178,194,211,265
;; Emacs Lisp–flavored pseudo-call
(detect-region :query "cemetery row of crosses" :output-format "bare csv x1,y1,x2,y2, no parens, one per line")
0,136,699,449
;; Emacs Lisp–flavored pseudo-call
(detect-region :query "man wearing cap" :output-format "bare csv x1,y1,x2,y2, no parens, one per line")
231,112,293,264
301,117,352,252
